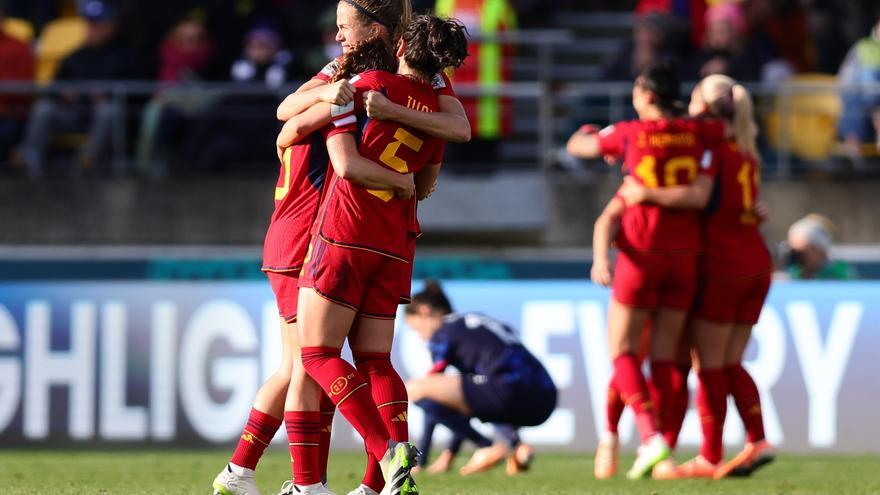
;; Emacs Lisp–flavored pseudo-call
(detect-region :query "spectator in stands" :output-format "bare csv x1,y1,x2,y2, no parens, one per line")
601,11,686,81
184,25,292,172
0,4,34,172
436,0,516,174
12,0,134,177
135,12,216,177
785,214,858,280
684,2,778,82
837,15,880,160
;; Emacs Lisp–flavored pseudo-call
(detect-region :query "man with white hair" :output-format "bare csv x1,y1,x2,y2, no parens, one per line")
786,214,858,280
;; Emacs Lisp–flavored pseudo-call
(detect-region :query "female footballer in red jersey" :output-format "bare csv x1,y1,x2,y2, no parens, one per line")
213,2,432,495
619,74,774,479
213,37,416,495
277,3,469,493
277,1,471,145
289,15,467,495
567,62,722,480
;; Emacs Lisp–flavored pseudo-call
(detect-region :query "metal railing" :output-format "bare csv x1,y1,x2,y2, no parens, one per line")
1,28,879,180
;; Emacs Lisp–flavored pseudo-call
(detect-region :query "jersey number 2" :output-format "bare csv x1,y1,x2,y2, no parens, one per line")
368,128,423,201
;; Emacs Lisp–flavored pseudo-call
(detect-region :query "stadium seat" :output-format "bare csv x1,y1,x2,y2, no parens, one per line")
763,74,841,162
35,17,87,83
3,17,34,43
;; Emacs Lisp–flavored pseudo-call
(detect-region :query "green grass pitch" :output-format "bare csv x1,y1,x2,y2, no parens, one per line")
2,449,879,494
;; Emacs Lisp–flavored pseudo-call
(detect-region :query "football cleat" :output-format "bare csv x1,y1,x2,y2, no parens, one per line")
650,458,678,480
594,433,619,479
379,442,420,495
213,464,260,495
346,484,379,495
459,443,507,475
277,481,336,495
626,434,670,480
673,456,720,479
714,440,776,479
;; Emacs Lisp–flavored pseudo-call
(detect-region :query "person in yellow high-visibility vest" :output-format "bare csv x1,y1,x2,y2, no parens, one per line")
436,0,516,171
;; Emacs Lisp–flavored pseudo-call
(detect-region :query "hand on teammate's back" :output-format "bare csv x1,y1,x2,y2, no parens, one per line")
363,90,393,120
396,173,416,200
618,176,647,205
754,201,769,224
321,80,355,105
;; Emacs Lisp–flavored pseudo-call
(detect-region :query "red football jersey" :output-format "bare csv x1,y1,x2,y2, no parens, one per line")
262,133,330,272
598,118,722,253
314,70,445,261
312,58,457,98
701,140,772,278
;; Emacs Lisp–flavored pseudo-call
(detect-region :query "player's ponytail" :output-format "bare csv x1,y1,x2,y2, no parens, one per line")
332,36,398,82
730,83,759,159
406,279,453,315
697,74,759,159
401,15,468,80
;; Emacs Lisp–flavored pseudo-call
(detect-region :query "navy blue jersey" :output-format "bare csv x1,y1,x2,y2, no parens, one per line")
429,313,530,376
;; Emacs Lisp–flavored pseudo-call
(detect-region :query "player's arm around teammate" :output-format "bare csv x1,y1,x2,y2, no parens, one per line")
277,2,471,144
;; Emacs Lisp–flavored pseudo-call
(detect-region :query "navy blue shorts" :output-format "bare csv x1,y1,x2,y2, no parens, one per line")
461,349,557,427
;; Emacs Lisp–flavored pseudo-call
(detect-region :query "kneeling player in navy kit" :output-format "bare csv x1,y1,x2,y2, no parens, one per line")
404,281,557,475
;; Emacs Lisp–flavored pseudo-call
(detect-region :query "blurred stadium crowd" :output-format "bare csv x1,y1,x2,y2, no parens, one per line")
0,0,878,179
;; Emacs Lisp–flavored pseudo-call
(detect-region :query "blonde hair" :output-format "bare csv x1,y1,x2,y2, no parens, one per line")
697,74,759,159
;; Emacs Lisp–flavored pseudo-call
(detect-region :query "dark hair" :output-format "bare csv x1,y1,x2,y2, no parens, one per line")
401,15,468,81
405,280,453,315
638,61,682,114
341,0,411,44
332,36,398,82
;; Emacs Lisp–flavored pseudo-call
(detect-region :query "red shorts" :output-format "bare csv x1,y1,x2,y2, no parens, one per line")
694,272,771,324
266,271,299,323
612,250,698,311
298,235,408,319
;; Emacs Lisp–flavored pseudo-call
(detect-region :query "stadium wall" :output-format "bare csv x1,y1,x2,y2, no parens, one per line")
3,176,880,245
0,280,875,453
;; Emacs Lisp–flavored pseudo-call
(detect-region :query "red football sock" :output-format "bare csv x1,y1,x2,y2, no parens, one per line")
612,353,657,444
726,363,765,443
605,379,625,435
229,408,282,470
649,361,684,448
696,368,728,464
354,351,409,493
300,346,390,462
354,351,410,441
666,364,691,450
285,411,322,485
362,455,385,493
318,392,336,484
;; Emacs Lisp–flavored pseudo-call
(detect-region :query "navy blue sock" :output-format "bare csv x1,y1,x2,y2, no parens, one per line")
415,399,492,448
494,424,521,449
418,416,438,465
